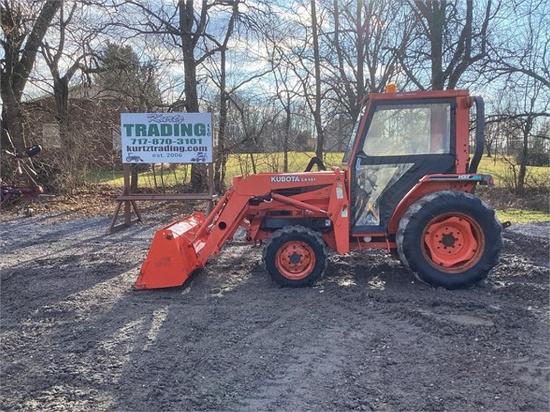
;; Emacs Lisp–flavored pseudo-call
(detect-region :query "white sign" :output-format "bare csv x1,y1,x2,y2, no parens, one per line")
121,112,212,164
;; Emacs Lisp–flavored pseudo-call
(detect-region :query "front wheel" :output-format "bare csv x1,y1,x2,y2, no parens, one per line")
263,226,327,287
396,191,502,289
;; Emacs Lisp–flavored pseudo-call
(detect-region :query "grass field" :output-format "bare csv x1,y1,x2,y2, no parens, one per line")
476,156,550,188
493,208,549,224
476,157,549,223
90,152,549,223
88,152,345,187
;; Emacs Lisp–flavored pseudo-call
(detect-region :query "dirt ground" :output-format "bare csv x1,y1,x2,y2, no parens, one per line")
1,201,549,411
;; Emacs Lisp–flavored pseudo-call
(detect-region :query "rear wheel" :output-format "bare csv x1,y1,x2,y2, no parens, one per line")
397,190,502,289
263,226,327,287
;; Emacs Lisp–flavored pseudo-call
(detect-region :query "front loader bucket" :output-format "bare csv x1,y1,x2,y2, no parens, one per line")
134,212,207,290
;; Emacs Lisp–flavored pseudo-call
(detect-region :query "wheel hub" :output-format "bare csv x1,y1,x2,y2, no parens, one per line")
424,216,480,268
441,233,458,247
276,241,315,280
289,253,302,265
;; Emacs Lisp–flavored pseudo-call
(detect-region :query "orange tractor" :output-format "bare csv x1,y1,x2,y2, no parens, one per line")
135,87,503,291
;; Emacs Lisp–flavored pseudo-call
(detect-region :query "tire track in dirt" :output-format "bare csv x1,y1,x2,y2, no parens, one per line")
0,216,548,411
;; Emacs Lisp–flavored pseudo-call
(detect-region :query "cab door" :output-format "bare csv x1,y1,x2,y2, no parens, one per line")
350,98,457,233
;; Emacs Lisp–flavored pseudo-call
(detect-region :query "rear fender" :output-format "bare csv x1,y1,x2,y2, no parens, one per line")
387,174,492,234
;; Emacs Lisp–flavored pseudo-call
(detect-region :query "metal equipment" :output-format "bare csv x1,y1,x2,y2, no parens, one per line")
135,87,502,291
1,131,44,207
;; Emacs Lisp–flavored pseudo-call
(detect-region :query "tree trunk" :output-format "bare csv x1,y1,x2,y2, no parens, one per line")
284,105,291,173
517,116,533,197
0,0,61,152
1,100,25,152
311,0,325,159
213,1,238,192
53,74,80,193
214,48,228,193
215,90,229,192
179,0,207,191
429,1,446,90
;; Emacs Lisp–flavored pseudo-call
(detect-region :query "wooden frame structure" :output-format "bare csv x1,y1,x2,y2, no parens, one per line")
107,163,217,234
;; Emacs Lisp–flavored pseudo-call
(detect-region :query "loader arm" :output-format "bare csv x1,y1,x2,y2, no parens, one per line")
135,186,252,289
135,169,349,289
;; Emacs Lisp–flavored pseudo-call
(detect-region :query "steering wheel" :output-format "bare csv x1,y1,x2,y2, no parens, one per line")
304,157,326,172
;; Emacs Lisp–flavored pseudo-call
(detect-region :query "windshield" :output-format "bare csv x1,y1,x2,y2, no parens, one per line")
363,103,451,156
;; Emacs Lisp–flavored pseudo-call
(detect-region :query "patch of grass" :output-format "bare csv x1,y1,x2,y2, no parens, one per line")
223,152,344,181
477,156,550,188
496,209,550,224
84,169,124,184
91,153,548,187
88,152,346,187
477,185,549,223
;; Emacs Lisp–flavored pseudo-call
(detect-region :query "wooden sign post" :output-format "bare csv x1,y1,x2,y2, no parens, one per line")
107,112,216,234
107,163,216,234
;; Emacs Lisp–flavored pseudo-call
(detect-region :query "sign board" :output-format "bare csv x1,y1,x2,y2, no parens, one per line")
42,124,61,148
121,113,212,163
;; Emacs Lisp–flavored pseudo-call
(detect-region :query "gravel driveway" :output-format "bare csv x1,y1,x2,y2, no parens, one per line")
1,214,548,411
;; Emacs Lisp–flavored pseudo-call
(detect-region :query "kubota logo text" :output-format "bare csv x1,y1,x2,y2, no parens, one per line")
271,175,300,183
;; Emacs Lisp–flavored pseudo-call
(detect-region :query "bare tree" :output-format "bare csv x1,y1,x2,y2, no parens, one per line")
111,0,247,191
485,0,549,90
273,63,302,172
263,0,415,162
226,92,280,175
1,0,61,151
258,9,300,170
191,0,277,190
323,0,414,120
203,0,241,191
309,0,325,159
509,87,547,195
40,1,104,192
482,0,549,195
265,1,329,160
402,0,494,90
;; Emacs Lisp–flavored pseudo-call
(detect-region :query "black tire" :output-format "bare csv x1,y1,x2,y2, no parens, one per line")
263,225,327,287
396,190,502,289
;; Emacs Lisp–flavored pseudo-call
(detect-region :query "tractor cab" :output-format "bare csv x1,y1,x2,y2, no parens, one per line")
343,88,482,235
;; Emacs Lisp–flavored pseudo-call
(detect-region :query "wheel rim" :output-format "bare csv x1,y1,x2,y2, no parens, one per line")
275,241,315,280
423,214,485,272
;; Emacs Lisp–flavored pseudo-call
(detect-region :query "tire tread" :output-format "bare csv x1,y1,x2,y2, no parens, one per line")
397,190,502,289
263,225,327,287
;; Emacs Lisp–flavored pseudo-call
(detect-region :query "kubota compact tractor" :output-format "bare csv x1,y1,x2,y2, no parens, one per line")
135,86,503,291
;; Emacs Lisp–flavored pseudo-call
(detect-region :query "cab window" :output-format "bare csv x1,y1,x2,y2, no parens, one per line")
363,103,451,156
